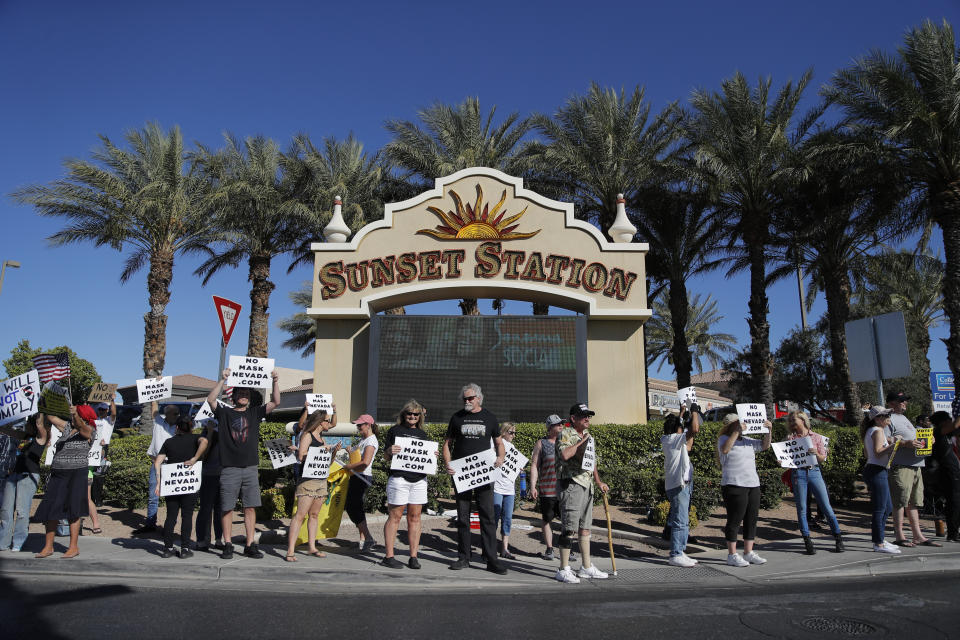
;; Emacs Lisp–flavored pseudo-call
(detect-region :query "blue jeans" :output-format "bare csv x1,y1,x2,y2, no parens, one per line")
147,463,158,522
493,492,515,536
666,482,691,557
793,467,841,536
863,464,893,544
0,472,39,551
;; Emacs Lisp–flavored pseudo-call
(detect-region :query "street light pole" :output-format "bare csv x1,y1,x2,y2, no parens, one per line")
796,266,808,330
0,260,21,296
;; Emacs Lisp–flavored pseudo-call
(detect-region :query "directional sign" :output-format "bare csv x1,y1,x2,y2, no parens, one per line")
930,371,955,414
212,296,242,346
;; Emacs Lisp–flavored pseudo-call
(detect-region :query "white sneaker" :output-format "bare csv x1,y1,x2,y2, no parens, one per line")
882,541,901,552
874,543,901,554
577,564,609,579
683,553,699,565
744,551,767,565
555,566,581,583
668,554,697,568
727,553,749,567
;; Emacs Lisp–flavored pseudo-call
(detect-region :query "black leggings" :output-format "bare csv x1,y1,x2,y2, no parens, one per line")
345,475,369,525
721,485,760,542
163,493,197,549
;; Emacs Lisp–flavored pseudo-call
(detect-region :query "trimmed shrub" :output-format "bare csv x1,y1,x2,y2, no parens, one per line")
103,460,152,509
257,486,287,520
650,500,699,529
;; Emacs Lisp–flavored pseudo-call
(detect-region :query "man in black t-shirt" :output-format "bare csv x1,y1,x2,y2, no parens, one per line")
442,382,507,574
207,367,280,560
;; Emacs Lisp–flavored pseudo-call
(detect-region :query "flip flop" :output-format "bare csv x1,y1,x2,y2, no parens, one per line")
285,554,298,562
916,539,943,547
893,540,915,547
91,528,103,534
309,550,327,558
34,550,54,559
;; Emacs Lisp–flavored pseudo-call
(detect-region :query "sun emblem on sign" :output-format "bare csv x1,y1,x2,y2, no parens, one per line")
418,185,541,241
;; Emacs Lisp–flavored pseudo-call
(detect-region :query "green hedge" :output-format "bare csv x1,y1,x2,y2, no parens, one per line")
38,419,865,521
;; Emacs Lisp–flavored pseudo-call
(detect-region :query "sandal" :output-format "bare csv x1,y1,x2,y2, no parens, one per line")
34,550,54,559
285,554,298,562
893,539,915,547
915,539,943,547
91,528,103,534
309,550,327,558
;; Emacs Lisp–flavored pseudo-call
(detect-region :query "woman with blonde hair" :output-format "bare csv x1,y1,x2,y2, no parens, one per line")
717,413,772,567
785,411,844,554
285,409,340,561
0,413,48,551
861,406,901,554
381,399,432,569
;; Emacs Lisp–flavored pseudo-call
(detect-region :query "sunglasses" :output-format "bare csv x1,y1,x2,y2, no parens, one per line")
506,430,517,435
463,395,477,402
404,412,420,417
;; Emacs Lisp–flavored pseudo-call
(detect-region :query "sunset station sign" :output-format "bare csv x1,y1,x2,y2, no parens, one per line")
308,168,652,424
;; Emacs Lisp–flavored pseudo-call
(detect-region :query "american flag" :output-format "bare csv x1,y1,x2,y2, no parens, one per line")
32,352,71,384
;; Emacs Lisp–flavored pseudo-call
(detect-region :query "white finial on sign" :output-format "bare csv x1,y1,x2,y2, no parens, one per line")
323,196,351,243
608,194,636,243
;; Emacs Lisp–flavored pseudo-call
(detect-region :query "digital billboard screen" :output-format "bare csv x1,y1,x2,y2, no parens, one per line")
370,315,585,424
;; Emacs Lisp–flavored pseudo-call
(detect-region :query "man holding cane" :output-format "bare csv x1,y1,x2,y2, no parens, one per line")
443,383,508,575
555,402,610,584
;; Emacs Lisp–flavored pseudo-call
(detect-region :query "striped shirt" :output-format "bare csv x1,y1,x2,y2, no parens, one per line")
535,438,558,498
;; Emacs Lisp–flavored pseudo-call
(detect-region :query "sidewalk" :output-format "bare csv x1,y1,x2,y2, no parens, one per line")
3,515,959,593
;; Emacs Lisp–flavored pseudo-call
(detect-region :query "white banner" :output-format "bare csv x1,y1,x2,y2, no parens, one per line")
736,403,769,434
390,436,438,475
499,440,528,483
0,370,41,427
194,400,215,422
305,393,334,414
581,437,596,472
771,436,817,469
302,446,333,479
677,386,698,407
88,424,104,465
97,418,115,445
136,376,173,403
227,356,274,388
264,438,296,468
450,448,498,493
159,461,203,496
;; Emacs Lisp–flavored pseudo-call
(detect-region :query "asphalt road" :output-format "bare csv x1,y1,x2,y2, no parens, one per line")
3,571,958,639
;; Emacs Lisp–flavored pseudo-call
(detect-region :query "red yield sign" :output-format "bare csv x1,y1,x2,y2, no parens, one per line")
212,295,242,346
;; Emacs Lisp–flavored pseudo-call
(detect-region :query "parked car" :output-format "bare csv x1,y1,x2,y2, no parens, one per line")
703,406,736,423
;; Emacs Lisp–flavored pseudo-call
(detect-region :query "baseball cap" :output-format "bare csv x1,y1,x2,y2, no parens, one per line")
569,403,595,417
93,402,109,412
868,406,891,421
352,414,375,425
545,414,563,426
886,391,910,403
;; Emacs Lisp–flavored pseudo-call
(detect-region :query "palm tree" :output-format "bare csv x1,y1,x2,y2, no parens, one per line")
524,83,680,235
193,134,315,357
384,97,532,315
277,284,315,358
684,70,819,414
646,291,737,375
631,186,722,388
769,129,908,423
824,19,960,392
12,122,213,376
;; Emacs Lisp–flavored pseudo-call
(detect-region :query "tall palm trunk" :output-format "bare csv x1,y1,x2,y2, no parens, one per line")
669,280,693,389
935,192,960,385
746,232,775,415
247,254,275,357
532,302,549,315
822,269,861,424
143,249,174,377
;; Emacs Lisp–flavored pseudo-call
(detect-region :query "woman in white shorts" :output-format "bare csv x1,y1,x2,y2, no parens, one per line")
381,400,432,569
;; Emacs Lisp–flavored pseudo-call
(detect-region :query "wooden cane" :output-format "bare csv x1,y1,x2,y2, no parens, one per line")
602,492,617,576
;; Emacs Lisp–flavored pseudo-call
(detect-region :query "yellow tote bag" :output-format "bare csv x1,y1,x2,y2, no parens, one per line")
293,456,355,545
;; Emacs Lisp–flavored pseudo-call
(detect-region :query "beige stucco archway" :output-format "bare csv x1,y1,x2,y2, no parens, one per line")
308,168,651,424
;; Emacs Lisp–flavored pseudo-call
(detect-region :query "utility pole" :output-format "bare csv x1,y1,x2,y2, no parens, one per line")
797,266,808,330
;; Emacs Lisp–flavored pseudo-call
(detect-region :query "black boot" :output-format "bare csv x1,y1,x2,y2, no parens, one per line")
803,536,816,555
835,534,845,553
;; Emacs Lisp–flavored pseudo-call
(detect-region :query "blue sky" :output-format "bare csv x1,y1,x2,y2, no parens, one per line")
0,0,955,388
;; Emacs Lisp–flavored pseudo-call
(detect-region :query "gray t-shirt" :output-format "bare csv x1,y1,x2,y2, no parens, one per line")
885,412,924,467
661,433,692,491
717,435,763,487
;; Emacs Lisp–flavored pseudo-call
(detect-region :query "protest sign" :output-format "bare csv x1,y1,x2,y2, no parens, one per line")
499,440,529,483
96,418,115,445
264,438,296,468
581,437,596,472
45,425,63,466
159,462,203,496
38,380,72,419
227,356,274,388
390,436,438,475
302,446,333,479
305,393,334,414
89,437,104,466
0,370,40,427
136,376,173,403
771,436,817,469
736,403,769,434
677,386,698,407
194,401,215,422
450,448,498,493
915,427,934,456
87,382,117,403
